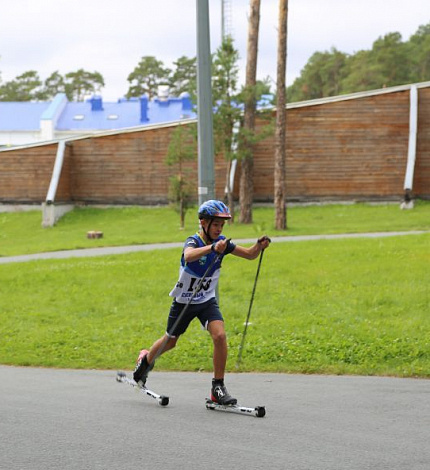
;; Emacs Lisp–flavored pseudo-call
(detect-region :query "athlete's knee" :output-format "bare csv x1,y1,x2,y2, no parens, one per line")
211,330,227,346
166,336,178,351
150,336,177,361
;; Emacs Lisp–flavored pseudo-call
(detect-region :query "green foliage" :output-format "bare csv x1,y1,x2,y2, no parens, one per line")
212,37,274,161
41,71,66,100
371,32,409,84
0,68,105,102
408,23,430,82
0,70,43,101
0,234,429,376
126,56,171,99
236,89,274,163
288,22,430,102
210,34,274,226
169,55,197,101
255,76,273,96
165,125,197,229
341,33,409,94
63,69,105,101
212,36,242,161
288,48,349,101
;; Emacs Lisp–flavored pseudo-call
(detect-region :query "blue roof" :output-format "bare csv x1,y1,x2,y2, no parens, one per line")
0,92,272,135
0,93,196,134
56,101,142,130
0,102,51,131
56,97,195,131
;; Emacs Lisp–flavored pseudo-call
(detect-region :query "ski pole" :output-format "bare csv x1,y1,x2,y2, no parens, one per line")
150,240,230,365
236,237,269,369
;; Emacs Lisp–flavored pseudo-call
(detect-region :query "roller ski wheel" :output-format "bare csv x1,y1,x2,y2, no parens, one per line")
116,371,126,382
159,395,169,407
205,398,266,418
255,406,266,418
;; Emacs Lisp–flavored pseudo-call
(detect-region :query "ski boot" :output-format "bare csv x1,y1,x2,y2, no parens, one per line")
211,379,237,406
133,349,154,386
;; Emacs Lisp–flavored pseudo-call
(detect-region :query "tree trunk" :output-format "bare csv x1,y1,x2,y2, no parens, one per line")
274,0,288,230
239,157,254,223
239,0,261,224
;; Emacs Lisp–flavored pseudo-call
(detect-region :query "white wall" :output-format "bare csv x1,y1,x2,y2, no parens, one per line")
0,131,44,147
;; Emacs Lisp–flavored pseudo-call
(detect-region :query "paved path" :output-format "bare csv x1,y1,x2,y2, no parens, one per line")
1,230,428,264
1,366,429,470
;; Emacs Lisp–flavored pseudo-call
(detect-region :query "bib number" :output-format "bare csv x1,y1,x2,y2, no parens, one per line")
188,277,212,293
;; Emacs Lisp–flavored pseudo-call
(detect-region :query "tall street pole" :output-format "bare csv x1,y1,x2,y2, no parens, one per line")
196,0,215,205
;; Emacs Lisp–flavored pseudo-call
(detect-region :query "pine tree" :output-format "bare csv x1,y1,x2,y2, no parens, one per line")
212,36,241,221
239,0,261,224
166,125,197,229
64,69,105,101
170,56,197,101
274,0,288,230
127,56,171,99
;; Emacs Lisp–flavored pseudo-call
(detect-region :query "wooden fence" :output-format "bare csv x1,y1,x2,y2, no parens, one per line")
1,83,429,205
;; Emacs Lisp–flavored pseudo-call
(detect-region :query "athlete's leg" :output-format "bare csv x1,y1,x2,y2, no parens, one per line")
207,319,237,405
145,299,195,363
147,334,178,364
207,320,227,379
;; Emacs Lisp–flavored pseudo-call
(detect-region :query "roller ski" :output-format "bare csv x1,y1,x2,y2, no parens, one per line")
205,380,266,418
205,398,266,418
116,349,169,407
116,371,169,406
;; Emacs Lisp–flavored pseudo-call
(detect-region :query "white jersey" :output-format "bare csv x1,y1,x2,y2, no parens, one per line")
169,234,235,304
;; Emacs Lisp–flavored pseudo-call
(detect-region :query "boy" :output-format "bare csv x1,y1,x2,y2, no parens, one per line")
133,200,270,405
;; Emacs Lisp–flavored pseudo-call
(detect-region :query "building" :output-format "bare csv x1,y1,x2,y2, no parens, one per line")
0,81,429,227
0,87,195,147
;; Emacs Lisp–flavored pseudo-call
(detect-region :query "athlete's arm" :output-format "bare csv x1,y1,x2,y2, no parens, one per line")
183,238,232,263
183,245,212,263
232,236,271,260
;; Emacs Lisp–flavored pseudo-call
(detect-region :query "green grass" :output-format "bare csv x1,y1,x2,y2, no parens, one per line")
1,234,429,377
0,201,429,257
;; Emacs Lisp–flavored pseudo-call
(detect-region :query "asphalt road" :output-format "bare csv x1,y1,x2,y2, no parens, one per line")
1,366,429,470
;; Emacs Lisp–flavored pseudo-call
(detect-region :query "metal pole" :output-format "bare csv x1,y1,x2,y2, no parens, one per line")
196,0,215,205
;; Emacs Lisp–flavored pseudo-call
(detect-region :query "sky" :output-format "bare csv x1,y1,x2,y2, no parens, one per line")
0,0,428,101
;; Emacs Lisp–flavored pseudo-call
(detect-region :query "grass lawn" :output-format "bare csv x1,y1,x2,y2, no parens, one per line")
1,233,429,377
0,201,429,257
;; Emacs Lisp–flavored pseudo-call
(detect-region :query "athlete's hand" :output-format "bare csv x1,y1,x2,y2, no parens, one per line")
258,235,271,250
212,238,229,254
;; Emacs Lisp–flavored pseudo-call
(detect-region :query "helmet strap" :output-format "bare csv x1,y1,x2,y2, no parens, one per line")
202,218,214,243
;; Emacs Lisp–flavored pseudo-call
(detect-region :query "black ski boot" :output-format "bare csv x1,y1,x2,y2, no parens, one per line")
133,349,154,386
211,379,237,406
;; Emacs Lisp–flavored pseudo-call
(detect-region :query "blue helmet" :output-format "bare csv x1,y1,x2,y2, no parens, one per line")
198,200,231,220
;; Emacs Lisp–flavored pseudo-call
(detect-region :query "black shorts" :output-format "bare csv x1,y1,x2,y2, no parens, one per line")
166,298,224,337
